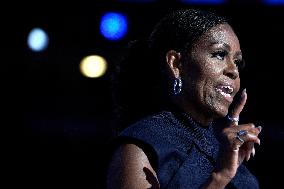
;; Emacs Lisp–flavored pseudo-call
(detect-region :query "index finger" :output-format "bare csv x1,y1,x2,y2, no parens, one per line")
231,88,247,119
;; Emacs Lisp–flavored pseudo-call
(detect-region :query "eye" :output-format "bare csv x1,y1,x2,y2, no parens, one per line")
211,51,228,61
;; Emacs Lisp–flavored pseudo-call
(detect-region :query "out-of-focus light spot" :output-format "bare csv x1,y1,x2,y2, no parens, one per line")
180,0,225,4
80,55,107,78
263,0,284,5
27,28,49,52
100,12,128,41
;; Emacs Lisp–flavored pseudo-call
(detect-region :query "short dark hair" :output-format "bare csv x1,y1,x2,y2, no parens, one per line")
149,9,228,57
111,9,228,131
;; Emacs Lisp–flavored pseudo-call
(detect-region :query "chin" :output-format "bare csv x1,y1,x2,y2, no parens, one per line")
210,104,229,119
204,93,230,119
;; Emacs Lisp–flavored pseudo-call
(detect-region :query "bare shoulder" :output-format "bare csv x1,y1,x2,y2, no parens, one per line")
107,143,160,189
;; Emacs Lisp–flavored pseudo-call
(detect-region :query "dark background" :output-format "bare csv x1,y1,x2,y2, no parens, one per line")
4,0,284,188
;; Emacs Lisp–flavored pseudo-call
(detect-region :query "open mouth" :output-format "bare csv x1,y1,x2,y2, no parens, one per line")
216,85,234,98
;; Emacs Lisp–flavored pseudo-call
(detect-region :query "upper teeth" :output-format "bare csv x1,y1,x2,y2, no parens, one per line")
216,85,233,98
221,86,233,94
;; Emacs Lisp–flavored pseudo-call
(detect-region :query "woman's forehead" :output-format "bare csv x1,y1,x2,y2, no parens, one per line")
193,24,240,49
201,24,238,44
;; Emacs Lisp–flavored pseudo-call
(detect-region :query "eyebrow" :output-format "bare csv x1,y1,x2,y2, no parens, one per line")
210,41,242,58
210,41,230,50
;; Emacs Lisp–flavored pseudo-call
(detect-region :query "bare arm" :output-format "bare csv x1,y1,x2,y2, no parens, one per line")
107,143,160,189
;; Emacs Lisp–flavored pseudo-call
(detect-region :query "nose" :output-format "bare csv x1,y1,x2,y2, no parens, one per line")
223,61,239,80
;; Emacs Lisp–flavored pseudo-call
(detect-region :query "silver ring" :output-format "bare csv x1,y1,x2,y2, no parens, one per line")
227,115,239,124
236,130,248,143
236,135,244,143
237,130,248,136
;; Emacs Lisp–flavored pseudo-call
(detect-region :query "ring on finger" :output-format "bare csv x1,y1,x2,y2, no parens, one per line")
227,115,239,125
236,135,244,143
236,130,248,144
237,130,248,136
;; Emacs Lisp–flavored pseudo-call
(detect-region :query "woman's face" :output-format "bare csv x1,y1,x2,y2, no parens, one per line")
181,23,242,120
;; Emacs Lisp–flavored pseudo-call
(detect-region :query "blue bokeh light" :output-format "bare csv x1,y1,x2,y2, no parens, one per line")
180,0,225,5
27,28,49,52
263,0,284,5
100,12,128,41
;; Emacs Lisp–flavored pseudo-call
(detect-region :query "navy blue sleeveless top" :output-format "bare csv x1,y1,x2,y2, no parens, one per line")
118,110,259,189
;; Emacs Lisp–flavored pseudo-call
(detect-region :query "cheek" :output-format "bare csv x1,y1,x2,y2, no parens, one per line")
197,54,223,76
199,63,222,91
186,59,220,96
202,66,231,116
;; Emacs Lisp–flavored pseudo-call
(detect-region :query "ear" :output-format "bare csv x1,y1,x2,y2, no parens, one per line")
166,50,182,78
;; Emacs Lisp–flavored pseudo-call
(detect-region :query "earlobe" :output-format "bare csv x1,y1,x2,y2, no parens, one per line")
166,50,182,78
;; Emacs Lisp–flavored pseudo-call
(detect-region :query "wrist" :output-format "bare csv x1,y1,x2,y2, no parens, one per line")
212,171,233,185
201,172,233,189
211,172,234,188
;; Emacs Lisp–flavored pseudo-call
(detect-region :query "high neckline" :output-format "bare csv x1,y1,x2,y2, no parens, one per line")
178,111,214,141
168,109,219,162
166,102,213,128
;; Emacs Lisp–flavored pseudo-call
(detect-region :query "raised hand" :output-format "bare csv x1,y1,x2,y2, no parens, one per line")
216,89,262,182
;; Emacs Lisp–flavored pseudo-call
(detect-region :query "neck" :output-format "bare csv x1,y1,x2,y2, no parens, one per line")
173,97,213,127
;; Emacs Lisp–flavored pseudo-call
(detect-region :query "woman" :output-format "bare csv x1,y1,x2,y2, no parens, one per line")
107,9,262,189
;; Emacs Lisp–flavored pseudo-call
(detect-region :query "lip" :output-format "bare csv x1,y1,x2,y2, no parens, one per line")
215,83,236,103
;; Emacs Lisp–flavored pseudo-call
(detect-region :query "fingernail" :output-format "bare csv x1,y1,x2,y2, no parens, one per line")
252,147,255,157
242,88,247,97
258,139,261,145
258,126,262,132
